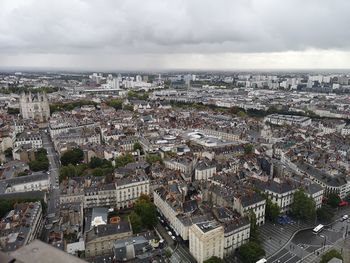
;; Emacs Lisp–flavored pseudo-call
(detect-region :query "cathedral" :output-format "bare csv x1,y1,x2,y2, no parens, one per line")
19,92,50,122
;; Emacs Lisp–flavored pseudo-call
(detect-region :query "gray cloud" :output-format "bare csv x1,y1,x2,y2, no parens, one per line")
0,0,350,69
1,0,350,54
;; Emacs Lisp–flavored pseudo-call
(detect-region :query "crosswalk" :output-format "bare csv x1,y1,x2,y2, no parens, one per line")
260,221,312,257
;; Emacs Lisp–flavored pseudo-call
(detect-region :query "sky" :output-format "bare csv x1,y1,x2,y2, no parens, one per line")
1,0,350,71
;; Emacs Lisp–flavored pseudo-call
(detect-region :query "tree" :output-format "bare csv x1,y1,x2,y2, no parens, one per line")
291,189,316,221
134,194,157,229
237,111,247,118
249,210,260,243
203,256,224,263
316,205,334,223
129,211,142,234
60,148,84,166
107,99,123,110
92,167,103,177
4,147,13,158
238,241,265,263
59,164,77,181
320,249,342,263
133,142,143,153
89,157,112,169
28,148,49,172
146,154,162,165
327,193,341,208
244,144,253,155
115,154,134,168
265,198,280,222
123,104,134,111
164,249,172,259
7,108,20,115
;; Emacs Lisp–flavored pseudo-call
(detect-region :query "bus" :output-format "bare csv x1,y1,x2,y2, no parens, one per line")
256,259,267,263
313,224,324,234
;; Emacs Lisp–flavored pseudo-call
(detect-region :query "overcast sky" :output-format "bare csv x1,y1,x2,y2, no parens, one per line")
1,0,350,71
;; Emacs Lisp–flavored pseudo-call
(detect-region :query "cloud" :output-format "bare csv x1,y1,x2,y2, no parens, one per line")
0,0,349,69
1,0,350,55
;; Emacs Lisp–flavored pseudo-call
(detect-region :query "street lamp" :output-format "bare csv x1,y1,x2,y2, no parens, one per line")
319,234,327,251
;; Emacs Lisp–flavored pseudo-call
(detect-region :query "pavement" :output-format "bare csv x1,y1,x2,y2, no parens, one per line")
40,130,61,242
260,220,313,257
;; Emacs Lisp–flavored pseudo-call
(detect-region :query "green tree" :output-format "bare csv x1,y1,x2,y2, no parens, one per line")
107,99,123,110
59,164,77,181
123,104,134,111
146,154,162,164
134,194,157,229
92,167,104,177
28,148,49,172
327,193,341,208
291,189,316,221
316,205,334,223
129,211,142,234
203,256,224,263
320,249,342,263
7,108,20,115
60,148,84,166
238,241,265,263
244,144,253,155
164,249,172,258
89,157,112,169
249,210,260,243
4,147,13,158
265,198,281,222
115,154,134,168
237,111,247,118
133,142,143,153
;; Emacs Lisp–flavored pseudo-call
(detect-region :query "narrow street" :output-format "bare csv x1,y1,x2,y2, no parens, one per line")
40,130,61,242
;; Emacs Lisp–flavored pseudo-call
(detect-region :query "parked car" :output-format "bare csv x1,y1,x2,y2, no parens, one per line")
341,215,348,221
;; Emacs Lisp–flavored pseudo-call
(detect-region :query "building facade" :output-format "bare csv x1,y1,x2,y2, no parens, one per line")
19,92,50,122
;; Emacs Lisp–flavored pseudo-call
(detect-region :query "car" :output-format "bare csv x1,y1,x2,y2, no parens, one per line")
341,215,349,221
165,226,169,231
171,235,176,241
168,231,173,236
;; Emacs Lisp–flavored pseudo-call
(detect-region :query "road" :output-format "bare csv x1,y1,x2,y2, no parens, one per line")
155,215,196,263
267,212,350,263
40,130,61,242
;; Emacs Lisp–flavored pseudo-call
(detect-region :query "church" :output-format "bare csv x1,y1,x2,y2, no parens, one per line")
19,92,50,122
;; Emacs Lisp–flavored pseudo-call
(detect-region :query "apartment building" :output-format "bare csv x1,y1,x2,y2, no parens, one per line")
189,222,224,263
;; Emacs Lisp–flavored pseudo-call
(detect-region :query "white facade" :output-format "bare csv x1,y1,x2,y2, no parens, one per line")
189,223,224,263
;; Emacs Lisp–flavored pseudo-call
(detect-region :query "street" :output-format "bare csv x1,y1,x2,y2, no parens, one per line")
267,207,350,263
40,130,61,242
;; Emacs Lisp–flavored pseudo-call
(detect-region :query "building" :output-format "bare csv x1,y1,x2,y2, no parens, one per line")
189,222,224,263
263,179,297,214
113,236,152,261
265,114,311,127
19,92,50,122
0,173,50,194
85,222,132,257
84,175,150,209
233,192,266,226
0,201,43,252
14,131,43,149
195,160,216,181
